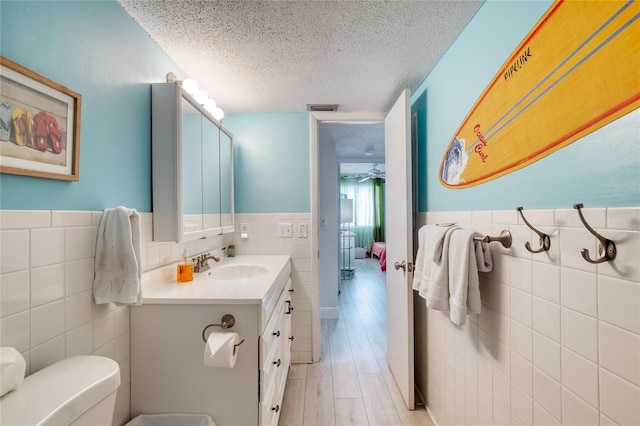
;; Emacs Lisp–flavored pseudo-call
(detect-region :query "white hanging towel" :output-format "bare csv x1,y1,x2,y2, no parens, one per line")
412,223,458,311
93,206,142,305
447,229,493,325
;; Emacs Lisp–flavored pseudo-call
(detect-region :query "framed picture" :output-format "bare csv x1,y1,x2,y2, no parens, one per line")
0,56,81,181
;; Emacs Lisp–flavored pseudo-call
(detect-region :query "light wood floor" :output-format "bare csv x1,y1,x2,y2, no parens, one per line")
279,257,434,426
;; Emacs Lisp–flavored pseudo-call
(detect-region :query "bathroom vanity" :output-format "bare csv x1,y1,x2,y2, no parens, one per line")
131,256,292,426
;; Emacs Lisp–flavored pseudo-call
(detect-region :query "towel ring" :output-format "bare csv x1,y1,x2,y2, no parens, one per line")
202,314,236,342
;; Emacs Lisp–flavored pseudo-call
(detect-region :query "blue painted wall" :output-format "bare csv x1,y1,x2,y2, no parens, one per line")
411,0,640,211
0,0,184,211
224,113,310,213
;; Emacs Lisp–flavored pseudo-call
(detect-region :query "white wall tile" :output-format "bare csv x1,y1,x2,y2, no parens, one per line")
65,226,95,261
0,311,29,351
598,275,640,334
562,388,599,426
533,332,561,381
511,288,532,327
66,322,93,356
511,351,533,397
493,394,511,426
0,229,30,273
561,267,597,316
30,263,65,307
0,270,29,317
533,297,560,343
30,300,65,347
532,261,560,303
599,322,640,387
556,207,606,229
511,319,533,362
52,211,92,227
510,257,532,292
511,382,533,426
66,290,93,330
600,367,640,426
0,210,51,230
562,308,598,362
30,335,65,373
31,227,65,268
115,306,130,337
607,207,640,231
534,402,561,426
493,311,510,345
93,310,115,349
562,348,599,408
493,365,510,406
533,368,562,421
66,258,94,296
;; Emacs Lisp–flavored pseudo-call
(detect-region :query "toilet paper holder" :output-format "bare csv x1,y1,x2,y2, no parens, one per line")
202,314,245,354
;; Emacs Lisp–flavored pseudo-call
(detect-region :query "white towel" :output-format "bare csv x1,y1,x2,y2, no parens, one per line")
412,224,458,311
93,206,142,305
447,229,493,325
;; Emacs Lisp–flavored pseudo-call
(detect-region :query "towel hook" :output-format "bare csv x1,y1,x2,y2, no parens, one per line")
572,204,616,264
516,207,551,253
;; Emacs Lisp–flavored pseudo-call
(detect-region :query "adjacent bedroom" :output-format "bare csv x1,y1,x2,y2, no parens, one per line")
339,163,386,272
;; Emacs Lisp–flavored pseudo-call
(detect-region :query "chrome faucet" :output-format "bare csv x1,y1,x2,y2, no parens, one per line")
193,253,220,273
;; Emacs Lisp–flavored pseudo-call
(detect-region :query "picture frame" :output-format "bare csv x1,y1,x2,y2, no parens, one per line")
0,56,81,181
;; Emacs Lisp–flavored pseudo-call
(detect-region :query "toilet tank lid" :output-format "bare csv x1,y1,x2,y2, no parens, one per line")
0,355,121,426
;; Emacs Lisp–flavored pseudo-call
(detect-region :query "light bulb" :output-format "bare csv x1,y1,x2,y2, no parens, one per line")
213,108,224,120
204,99,217,113
193,89,208,105
181,78,198,95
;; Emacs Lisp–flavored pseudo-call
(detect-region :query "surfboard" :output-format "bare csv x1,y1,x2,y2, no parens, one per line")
439,0,640,189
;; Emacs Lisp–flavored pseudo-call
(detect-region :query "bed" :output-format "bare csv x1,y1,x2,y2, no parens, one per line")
370,241,386,271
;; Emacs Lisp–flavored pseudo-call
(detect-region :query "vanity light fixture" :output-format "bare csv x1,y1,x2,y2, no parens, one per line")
166,72,225,121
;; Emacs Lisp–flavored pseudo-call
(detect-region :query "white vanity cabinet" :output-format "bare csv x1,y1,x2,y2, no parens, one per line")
131,256,292,426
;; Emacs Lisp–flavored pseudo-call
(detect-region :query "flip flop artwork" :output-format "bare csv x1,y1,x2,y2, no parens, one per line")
0,100,11,140
4,106,63,154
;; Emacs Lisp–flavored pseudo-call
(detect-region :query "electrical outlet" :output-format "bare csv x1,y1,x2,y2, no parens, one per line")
240,223,249,239
299,223,309,238
278,223,293,238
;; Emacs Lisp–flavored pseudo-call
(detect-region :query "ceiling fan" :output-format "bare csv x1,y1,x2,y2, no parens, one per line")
358,164,385,182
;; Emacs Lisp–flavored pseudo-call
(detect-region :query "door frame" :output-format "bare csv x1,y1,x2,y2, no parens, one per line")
310,111,385,362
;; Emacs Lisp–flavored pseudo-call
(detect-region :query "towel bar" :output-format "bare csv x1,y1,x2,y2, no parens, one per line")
473,230,512,248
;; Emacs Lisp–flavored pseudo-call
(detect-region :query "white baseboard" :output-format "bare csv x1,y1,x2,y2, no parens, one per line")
320,307,338,319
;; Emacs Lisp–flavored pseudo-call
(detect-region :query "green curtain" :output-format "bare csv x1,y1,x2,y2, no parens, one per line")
372,178,385,242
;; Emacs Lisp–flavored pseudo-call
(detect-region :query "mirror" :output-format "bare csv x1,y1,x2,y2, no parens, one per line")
181,98,204,234
152,82,234,242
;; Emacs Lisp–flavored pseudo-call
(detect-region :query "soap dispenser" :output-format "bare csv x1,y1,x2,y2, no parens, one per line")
177,249,194,283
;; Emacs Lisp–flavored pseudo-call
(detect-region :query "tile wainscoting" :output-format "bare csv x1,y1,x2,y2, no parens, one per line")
415,207,640,426
0,209,313,425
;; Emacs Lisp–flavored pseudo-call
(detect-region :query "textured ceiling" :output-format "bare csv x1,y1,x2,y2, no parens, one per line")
118,0,482,113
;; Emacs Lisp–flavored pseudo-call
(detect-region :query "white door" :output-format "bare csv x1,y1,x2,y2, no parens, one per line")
384,89,414,409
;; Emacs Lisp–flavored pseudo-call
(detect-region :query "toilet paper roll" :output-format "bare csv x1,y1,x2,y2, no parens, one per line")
0,347,26,396
203,331,240,368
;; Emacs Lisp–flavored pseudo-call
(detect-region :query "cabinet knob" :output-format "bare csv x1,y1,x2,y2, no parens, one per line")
272,405,280,413
272,330,280,337
289,288,294,292
273,358,281,367
289,336,295,341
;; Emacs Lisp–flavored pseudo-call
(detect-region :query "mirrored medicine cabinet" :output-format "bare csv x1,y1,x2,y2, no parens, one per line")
151,82,234,242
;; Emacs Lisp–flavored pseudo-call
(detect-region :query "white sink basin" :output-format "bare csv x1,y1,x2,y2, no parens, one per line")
208,264,268,280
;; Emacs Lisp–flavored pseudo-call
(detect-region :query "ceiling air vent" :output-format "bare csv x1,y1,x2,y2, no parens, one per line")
307,104,339,112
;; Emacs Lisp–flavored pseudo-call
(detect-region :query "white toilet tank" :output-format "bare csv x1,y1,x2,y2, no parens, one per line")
0,355,121,426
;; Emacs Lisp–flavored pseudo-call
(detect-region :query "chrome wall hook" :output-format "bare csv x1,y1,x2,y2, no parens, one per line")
516,207,551,253
572,204,616,264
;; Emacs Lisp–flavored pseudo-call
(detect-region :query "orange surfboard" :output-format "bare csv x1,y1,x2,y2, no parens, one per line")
439,0,640,188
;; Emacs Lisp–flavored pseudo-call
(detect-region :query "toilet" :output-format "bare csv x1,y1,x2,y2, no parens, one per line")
0,355,120,426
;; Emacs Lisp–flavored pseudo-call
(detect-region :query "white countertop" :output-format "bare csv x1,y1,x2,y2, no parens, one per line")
140,255,291,305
